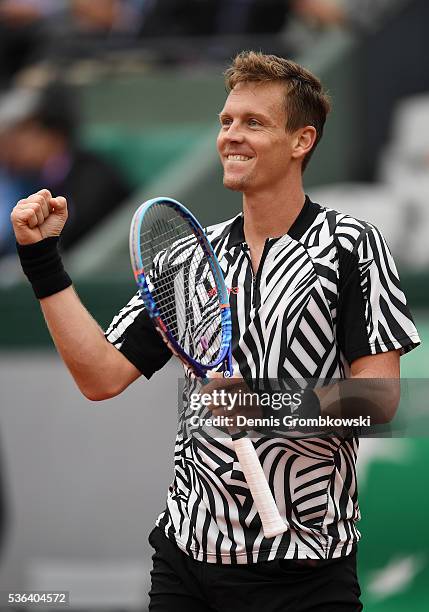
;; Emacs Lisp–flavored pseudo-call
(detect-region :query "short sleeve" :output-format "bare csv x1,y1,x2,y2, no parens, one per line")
336,224,420,364
105,292,171,378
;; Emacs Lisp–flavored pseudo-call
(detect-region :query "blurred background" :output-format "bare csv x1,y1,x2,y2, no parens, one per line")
0,0,429,610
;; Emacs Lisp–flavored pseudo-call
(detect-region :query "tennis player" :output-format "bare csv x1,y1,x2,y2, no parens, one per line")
11,52,420,611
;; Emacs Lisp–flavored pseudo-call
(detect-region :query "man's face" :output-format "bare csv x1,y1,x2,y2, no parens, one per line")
217,81,296,194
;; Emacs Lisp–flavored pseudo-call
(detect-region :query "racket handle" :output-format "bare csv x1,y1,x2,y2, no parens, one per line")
233,435,288,539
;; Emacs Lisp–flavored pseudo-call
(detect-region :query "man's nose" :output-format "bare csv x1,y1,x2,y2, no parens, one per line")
223,122,245,143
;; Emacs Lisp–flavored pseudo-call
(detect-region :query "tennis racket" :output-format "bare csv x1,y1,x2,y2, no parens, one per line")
129,197,287,539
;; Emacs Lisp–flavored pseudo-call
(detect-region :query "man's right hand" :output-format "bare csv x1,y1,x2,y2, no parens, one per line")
11,189,68,245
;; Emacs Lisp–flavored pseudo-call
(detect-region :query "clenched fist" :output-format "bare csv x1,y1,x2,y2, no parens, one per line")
11,189,68,245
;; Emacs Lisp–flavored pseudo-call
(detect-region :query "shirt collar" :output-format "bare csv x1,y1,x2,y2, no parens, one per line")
226,195,320,249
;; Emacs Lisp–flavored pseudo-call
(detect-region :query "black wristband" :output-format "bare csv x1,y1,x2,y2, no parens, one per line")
16,237,72,299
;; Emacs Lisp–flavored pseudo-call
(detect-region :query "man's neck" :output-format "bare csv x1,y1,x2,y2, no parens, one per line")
242,182,306,247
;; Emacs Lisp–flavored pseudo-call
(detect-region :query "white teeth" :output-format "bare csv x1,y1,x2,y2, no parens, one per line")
227,155,251,161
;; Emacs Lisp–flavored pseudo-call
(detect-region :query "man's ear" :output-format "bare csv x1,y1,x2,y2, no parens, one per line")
291,126,317,161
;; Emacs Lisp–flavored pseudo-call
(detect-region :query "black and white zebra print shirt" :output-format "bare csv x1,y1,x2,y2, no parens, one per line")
105,196,420,563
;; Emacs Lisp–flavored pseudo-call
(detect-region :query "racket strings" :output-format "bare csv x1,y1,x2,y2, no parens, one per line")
139,204,224,365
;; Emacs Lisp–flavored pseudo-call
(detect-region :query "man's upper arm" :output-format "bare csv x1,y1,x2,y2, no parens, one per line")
105,292,172,379
336,222,420,364
350,349,400,378
348,350,401,421
337,220,413,418
107,343,142,393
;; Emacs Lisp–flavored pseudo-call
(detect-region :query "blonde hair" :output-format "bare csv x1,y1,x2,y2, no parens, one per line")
224,51,331,170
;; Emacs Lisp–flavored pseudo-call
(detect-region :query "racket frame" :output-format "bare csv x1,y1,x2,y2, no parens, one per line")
130,197,232,377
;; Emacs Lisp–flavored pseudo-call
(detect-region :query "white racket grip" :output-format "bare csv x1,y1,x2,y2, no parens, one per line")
233,435,288,539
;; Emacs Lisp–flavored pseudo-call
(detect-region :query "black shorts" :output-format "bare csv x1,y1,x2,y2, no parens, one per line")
148,527,363,612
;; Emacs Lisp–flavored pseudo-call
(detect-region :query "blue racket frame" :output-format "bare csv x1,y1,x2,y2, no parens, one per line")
130,197,233,378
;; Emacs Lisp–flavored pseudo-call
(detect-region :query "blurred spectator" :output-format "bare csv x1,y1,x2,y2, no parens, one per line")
37,1,149,65
0,0,66,87
291,0,409,32
0,84,131,256
0,1,152,84
70,0,147,35
0,88,39,254
0,0,63,23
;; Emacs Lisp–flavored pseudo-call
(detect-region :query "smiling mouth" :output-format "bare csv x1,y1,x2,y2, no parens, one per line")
226,155,252,161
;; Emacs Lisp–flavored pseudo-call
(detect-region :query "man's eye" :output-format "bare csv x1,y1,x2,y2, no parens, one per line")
221,119,232,127
248,119,260,127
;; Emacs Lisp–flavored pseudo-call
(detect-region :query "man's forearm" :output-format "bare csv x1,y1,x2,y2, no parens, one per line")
10,190,141,401
204,376,400,433
203,367,401,434
40,286,139,400
316,376,400,425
